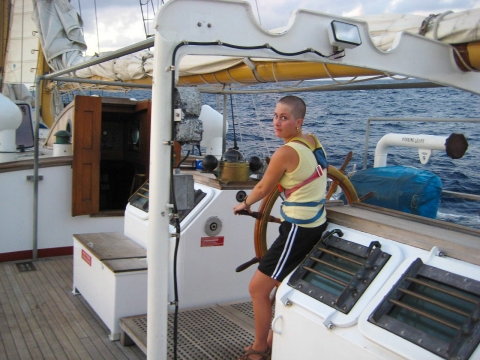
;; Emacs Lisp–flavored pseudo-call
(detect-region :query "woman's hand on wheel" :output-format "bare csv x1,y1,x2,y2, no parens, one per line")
233,201,251,214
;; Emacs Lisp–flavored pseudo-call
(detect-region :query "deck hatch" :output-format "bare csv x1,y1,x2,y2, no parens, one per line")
368,258,480,360
288,229,391,314
15,261,36,272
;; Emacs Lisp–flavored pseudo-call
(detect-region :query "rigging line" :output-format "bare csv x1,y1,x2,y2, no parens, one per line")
254,0,262,26
233,94,244,146
322,63,357,85
251,93,273,158
93,0,101,53
229,93,239,150
271,62,304,88
147,1,151,36
138,0,149,39
20,0,25,85
382,72,410,80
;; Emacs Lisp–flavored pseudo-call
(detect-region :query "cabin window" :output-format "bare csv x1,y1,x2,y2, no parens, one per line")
288,229,391,313
368,258,480,360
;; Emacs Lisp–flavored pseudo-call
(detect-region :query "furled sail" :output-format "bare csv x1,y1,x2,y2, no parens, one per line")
31,0,86,70
356,11,480,51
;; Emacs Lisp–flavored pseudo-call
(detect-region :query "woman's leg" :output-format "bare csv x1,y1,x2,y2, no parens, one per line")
248,269,279,356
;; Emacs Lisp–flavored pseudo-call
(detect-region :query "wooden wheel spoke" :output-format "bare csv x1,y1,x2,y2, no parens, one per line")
326,151,353,200
326,179,340,200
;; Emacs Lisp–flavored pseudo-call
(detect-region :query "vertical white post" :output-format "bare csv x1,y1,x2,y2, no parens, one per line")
147,26,174,359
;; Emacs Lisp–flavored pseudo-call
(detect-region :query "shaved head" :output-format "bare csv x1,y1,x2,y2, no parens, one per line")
278,96,306,120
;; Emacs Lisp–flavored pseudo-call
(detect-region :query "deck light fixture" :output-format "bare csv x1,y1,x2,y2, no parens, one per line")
328,20,362,50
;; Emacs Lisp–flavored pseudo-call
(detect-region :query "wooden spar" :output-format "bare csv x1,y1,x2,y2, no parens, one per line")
177,61,384,85
453,41,480,71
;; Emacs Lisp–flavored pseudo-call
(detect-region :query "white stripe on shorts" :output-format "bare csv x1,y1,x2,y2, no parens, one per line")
271,224,298,279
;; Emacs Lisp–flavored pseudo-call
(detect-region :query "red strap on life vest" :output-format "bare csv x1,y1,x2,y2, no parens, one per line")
283,165,323,199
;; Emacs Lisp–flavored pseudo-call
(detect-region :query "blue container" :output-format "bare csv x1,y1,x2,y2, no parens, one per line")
195,159,204,170
345,166,442,219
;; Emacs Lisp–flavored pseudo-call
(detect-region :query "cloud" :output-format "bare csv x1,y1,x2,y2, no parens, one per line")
343,5,364,17
74,0,477,52
385,0,474,14
250,0,475,29
77,4,147,54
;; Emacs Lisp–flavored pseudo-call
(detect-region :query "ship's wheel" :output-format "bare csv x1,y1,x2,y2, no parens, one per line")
252,164,358,260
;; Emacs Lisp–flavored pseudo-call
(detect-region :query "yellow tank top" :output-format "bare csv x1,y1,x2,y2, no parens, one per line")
279,139,327,228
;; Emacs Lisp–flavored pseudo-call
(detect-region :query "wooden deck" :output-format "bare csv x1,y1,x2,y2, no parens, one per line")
0,256,146,360
0,256,257,359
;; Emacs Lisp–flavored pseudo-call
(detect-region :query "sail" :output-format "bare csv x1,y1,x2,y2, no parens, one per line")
31,0,86,70
1,0,39,92
356,11,480,51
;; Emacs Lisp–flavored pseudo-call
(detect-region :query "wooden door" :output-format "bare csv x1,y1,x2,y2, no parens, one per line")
135,99,151,179
72,96,102,216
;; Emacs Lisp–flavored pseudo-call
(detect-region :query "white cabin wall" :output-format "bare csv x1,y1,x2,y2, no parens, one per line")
0,165,123,254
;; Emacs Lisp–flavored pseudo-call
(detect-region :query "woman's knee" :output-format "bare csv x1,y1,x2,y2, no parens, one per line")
248,271,277,297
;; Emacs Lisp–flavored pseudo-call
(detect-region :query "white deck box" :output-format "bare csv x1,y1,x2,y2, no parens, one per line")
73,232,148,340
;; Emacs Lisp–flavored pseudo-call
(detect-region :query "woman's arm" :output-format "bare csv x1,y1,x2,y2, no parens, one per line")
233,145,298,213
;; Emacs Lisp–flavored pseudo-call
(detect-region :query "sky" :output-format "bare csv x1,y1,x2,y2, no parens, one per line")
72,0,480,55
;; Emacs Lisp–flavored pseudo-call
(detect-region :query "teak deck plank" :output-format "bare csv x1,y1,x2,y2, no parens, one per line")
22,271,64,359
27,273,82,360
0,284,20,360
23,285,66,359
45,262,133,359
0,265,33,360
0,257,145,360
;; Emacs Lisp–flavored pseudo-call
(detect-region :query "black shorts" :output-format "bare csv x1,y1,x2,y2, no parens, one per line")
258,221,328,282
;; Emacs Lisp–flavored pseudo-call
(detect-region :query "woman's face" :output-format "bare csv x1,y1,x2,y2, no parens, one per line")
273,102,302,140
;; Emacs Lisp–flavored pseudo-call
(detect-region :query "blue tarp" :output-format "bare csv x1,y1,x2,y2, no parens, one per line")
346,166,443,219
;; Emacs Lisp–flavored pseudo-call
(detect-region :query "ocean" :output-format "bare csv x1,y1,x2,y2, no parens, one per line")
63,80,480,229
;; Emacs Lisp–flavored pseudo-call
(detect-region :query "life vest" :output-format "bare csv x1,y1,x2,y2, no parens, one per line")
278,134,328,199
278,134,328,225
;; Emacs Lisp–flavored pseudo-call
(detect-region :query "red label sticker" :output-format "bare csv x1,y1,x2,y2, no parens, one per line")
81,249,92,266
201,236,224,247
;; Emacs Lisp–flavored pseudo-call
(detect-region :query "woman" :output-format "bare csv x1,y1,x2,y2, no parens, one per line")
233,95,328,360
